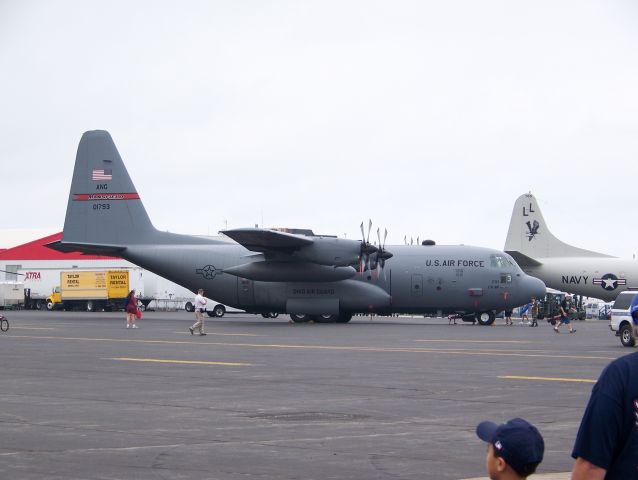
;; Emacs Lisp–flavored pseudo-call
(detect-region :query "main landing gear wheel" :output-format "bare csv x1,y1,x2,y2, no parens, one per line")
475,311,495,326
289,314,310,323
620,323,636,347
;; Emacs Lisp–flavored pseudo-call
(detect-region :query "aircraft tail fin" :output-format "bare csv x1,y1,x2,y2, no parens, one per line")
60,130,157,249
504,193,613,260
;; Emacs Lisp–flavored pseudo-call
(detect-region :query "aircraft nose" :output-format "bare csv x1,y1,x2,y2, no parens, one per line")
522,274,546,301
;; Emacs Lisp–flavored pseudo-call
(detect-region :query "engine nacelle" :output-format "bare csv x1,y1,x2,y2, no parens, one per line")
224,261,357,282
291,237,362,267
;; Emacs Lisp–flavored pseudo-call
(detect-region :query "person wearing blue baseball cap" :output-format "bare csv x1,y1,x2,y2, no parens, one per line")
476,417,545,479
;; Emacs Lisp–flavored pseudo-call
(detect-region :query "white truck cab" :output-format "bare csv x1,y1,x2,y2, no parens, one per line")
609,289,638,347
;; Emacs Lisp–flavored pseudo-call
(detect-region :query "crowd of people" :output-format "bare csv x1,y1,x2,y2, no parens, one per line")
487,294,577,332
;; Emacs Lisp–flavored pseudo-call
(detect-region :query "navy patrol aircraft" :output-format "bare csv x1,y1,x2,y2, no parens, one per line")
505,192,637,302
48,131,544,324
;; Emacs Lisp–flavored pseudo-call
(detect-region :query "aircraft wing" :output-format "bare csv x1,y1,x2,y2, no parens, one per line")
505,250,543,268
221,228,314,253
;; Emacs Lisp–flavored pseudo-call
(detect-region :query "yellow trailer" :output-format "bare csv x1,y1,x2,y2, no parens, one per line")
46,270,130,312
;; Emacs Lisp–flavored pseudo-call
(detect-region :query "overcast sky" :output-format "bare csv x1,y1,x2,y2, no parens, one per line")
1,1,637,258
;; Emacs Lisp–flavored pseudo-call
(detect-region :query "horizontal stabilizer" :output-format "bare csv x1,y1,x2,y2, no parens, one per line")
222,228,313,253
45,240,125,257
505,250,543,268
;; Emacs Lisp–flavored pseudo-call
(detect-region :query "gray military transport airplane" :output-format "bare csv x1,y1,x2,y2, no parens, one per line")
505,192,638,302
48,131,545,324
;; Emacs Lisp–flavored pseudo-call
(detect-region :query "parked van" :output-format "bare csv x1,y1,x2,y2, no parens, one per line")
609,289,638,347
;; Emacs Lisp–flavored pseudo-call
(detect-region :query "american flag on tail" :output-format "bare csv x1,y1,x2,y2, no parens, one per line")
92,169,112,180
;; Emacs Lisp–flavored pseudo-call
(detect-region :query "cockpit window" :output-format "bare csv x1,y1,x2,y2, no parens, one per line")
491,254,514,269
503,253,518,267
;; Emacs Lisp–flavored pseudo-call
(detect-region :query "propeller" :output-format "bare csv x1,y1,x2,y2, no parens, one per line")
359,220,378,273
358,220,393,277
375,227,393,279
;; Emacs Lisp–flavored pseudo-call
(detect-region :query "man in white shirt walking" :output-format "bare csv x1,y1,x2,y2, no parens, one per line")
189,288,207,336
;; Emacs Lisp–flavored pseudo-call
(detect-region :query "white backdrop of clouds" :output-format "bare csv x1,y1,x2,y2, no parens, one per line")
1,0,637,257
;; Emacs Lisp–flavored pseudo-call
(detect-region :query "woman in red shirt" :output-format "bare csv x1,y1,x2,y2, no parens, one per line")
125,289,139,329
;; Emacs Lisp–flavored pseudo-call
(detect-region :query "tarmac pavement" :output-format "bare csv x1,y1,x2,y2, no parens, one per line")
0,310,624,479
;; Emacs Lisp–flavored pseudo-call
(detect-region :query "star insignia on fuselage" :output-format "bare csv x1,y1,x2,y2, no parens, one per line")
593,273,627,291
196,265,218,280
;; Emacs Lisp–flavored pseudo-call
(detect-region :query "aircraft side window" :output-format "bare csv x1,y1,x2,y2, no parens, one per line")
500,273,512,284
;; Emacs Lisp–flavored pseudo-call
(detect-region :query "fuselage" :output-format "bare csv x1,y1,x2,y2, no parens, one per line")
123,241,545,315
54,131,546,319
522,257,638,302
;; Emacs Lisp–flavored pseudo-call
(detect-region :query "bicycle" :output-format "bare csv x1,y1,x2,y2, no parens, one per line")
0,314,9,332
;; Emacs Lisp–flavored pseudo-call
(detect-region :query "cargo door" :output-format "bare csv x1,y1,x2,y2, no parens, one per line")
237,277,254,308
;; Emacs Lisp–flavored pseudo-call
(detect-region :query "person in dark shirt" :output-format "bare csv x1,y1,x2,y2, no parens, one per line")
571,351,638,479
554,294,576,333
631,293,638,327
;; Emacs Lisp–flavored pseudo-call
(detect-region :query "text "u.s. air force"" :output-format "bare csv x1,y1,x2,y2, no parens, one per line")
426,259,486,268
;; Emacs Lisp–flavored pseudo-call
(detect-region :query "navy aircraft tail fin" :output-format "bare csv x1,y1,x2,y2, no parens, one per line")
504,192,613,264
